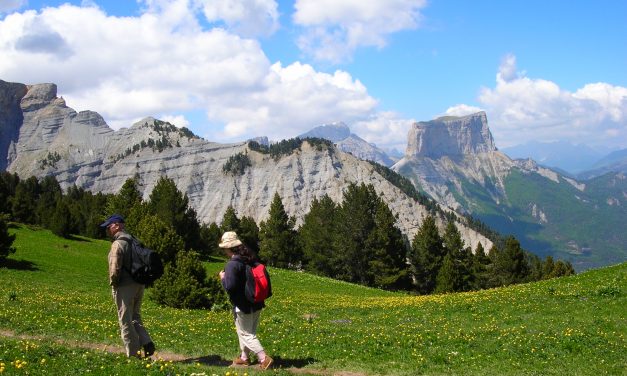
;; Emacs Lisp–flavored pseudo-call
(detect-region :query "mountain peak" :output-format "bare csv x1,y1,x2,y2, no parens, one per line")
406,111,496,158
299,122,350,142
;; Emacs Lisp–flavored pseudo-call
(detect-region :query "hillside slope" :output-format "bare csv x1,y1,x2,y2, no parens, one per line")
1,225,625,375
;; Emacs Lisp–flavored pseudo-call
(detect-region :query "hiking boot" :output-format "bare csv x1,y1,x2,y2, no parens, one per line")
143,342,155,357
231,357,250,367
258,356,273,370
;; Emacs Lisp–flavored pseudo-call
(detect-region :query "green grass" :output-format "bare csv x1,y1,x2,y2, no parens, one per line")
1,225,626,375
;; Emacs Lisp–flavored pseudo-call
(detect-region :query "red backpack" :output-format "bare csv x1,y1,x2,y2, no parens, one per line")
245,262,272,303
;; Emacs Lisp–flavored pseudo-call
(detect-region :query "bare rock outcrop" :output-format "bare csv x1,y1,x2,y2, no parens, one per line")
2,81,492,251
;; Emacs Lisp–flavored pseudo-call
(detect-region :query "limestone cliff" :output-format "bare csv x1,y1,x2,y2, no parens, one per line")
1,81,492,252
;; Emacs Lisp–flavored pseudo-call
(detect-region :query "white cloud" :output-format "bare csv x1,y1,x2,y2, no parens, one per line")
160,114,190,128
352,111,414,152
293,0,427,63
0,0,25,14
198,0,279,38
206,61,378,142
444,104,484,117
0,1,379,144
450,55,627,149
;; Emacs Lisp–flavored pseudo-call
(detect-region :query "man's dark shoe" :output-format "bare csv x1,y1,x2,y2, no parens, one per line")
143,342,155,357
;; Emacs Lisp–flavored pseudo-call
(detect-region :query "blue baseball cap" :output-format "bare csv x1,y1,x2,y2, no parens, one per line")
100,214,125,228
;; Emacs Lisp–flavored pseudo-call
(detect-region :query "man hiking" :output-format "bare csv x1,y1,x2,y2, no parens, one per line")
101,214,155,358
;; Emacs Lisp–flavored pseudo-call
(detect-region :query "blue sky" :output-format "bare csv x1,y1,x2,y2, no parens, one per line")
1,0,625,153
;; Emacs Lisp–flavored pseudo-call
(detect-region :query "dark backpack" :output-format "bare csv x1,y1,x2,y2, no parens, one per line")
244,262,272,303
118,236,164,285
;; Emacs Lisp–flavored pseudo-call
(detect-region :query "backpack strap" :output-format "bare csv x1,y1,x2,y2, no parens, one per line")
116,236,134,276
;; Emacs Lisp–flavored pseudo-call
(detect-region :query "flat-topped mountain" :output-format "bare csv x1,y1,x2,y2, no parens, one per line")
393,112,626,270
406,112,496,158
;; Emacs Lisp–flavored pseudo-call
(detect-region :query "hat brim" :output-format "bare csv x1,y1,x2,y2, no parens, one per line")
100,220,114,228
218,239,242,248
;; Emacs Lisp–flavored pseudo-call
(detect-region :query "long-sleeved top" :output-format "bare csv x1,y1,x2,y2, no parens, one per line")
221,255,265,314
107,231,134,287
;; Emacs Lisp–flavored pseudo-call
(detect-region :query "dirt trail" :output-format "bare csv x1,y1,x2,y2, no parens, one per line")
0,329,366,376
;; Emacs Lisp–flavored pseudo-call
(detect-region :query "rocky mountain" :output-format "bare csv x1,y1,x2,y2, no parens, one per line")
393,112,627,270
0,80,492,252
299,122,394,166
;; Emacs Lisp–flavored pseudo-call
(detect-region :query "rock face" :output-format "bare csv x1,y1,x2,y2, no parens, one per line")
406,112,496,158
0,80,28,170
394,111,627,270
299,122,394,166
1,81,492,252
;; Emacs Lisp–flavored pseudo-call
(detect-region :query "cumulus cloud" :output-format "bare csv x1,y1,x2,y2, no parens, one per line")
352,111,414,152
206,61,378,141
293,0,427,63
444,104,484,117
160,114,190,129
0,1,378,143
448,55,627,149
0,0,25,14
198,0,279,38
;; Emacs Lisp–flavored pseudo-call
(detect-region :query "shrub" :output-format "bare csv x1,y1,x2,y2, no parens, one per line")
150,250,228,310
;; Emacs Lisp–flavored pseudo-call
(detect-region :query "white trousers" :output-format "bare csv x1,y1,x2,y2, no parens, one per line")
112,283,152,357
235,309,264,356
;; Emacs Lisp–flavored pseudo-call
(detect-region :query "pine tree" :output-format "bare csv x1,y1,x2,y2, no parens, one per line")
0,215,16,264
134,214,185,264
366,199,411,290
441,220,473,291
491,236,529,286
0,172,19,215
443,221,464,257
333,183,378,285
50,198,72,238
36,176,62,228
259,192,299,268
220,206,241,233
472,242,491,289
239,216,260,253
11,176,39,224
199,222,222,259
299,195,338,277
106,177,143,220
542,256,555,279
409,215,445,294
435,253,458,293
147,177,201,251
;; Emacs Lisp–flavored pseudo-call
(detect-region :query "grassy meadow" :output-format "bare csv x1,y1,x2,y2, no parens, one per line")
0,224,625,375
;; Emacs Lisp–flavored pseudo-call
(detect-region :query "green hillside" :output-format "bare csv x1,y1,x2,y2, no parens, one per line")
465,170,626,270
1,225,625,375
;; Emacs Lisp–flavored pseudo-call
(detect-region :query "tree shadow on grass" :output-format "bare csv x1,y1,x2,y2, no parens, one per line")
272,356,317,368
1,258,38,271
179,355,317,369
180,355,232,367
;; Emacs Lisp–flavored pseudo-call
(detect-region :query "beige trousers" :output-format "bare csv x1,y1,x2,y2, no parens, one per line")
112,283,152,357
235,309,264,356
